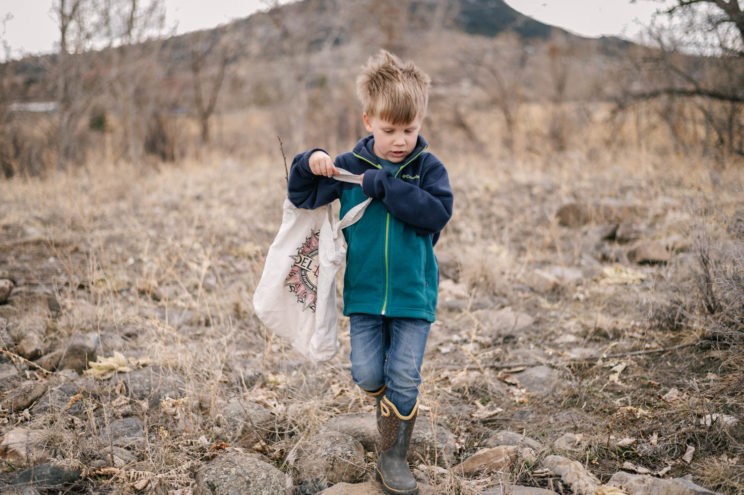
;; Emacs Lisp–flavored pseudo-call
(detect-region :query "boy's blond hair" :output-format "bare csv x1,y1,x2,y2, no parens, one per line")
356,50,431,125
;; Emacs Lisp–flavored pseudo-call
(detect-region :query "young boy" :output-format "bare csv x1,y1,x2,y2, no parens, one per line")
288,50,453,495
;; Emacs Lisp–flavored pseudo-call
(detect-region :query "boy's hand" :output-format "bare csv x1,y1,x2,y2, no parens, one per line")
308,151,338,177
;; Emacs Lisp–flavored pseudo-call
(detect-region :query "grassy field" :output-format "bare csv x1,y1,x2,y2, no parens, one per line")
1,141,743,493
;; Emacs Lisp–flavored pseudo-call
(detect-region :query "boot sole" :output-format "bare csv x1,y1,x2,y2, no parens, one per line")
376,468,419,495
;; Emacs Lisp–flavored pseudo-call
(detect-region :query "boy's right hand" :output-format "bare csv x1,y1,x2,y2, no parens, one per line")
308,151,338,177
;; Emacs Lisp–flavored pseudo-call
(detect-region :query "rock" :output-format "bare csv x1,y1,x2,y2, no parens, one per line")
296,430,366,485
553,433,586,452
594,199,647,224
16,333,43,361
0,279,13,303
217,398,275,445
228,359,264,389
607,471,720,494
452,445,518,476
99,446,138,467
557,203,592,227
7,313,47,343
325,413,379,452
3,485,41,495
542,455,600,495
513,366,566,397
318,480,435,494
436,252,460,281
627,241,669,265
2,380,48,412
35,349,63,372
194,450,292,495
483,485,558,495
99,417,145,448
473,307,535,339
0,316,12,346
32,379,89,416
0,428,50,465
13,463,81,488
112,366,185,408
59,332,99,373
410,414,457,466
485,430,542,451
526,270,560,293
0,362,19,382
615,223,643,243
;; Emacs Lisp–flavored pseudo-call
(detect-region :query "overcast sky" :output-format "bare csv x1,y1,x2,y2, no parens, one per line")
1,0,664,61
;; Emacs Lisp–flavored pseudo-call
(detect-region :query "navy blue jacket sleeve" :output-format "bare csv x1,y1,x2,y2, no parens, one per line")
361,156,453,234
287,148,343,209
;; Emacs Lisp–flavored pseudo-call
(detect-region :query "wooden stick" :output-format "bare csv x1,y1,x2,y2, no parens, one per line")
436,340,708,371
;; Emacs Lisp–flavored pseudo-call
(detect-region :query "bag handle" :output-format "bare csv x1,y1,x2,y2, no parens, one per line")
333,168,372,232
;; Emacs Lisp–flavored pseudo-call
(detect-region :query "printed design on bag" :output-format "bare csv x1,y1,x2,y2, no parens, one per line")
285,231,320,312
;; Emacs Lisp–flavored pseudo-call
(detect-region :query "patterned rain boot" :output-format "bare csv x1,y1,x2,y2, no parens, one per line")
376,396,418,495
364,385,386,433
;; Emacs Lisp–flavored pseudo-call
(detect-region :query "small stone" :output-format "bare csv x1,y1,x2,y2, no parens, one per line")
35,349,64,372
627,241,670,265
2,380,48,412
542,455,600,495
0,428,50,465
194,450,291,495
112,366,185,408
99,417,144,448
13,463,81,487
16,333,43,360
453,445,518,476
483,485,558,495
513,366,566,397
485,430,542,451
608,471,720,494
296,430,366,485
216,398,275,445
557,203,592,227
473,307,535,339
615,223,643,243
0,279,13,304
59,332,99,373
553,433,585,452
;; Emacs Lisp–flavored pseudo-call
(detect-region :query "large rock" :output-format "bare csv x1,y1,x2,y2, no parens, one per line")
1,380,48,412
325,413,378,452
0,428,50,465
59,332,99,373
16,332,43,360
607,471,720,494
452,446,518,476
296,430,366,486
409,414,458,466
13,463,81,488
542,455,600,495
0,279,13,304
99,417,145,448
216,398,275,446
194,450,292,495
627,241,670,265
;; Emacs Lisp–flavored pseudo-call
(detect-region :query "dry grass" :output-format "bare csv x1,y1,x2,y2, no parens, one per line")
1,123,743,493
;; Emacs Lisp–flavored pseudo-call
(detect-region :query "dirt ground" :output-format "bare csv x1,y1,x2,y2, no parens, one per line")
1,150,742,494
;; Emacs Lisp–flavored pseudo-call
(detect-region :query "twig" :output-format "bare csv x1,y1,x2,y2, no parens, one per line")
277,135,289,184
0,348,52,376
437,340,709,371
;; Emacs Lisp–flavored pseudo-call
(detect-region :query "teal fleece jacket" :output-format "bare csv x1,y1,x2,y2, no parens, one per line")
287,135,453,322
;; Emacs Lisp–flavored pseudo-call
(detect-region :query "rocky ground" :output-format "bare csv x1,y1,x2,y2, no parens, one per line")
0,152,742,494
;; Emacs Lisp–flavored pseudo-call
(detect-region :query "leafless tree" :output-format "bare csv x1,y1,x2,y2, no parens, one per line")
622,0,744,157
190,34,230,146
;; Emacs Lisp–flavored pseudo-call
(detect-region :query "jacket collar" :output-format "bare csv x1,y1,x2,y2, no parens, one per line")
353,134,428,169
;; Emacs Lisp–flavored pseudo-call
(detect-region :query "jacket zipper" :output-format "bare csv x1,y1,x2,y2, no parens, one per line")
352,147,428,315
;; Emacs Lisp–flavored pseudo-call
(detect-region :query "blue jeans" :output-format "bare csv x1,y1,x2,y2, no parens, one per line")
349,314,430,416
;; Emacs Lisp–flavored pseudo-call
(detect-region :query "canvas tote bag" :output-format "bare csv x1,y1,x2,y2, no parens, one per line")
253,172,371,362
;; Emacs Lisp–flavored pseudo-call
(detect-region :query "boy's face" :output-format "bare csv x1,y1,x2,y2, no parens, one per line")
363,113,422,163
